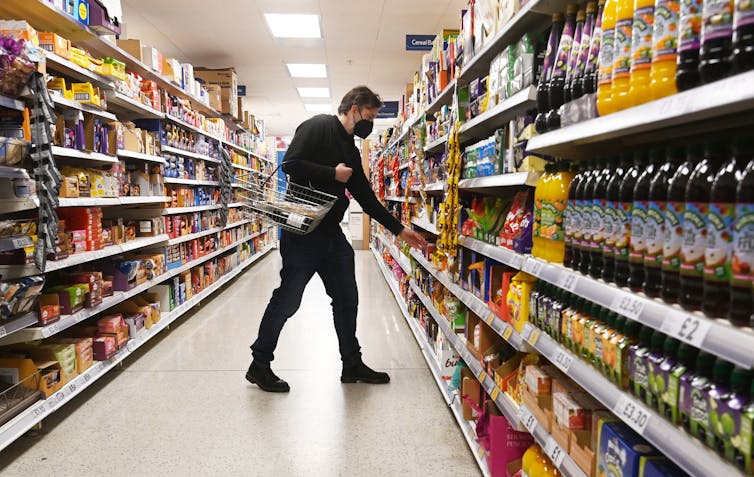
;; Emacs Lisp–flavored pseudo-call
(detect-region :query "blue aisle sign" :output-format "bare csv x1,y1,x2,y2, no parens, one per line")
406,34,435,51
238,85,246,97
377,101,399,119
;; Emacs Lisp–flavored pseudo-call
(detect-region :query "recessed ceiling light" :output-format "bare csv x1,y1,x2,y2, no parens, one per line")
304,103,332,112
287,63,327,78
264,14,321,39
297,87,330,98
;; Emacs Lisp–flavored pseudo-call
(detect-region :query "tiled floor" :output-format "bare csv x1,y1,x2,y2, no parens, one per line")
0,249,480,476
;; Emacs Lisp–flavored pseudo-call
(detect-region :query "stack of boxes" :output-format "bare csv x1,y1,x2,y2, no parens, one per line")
58,207,104,251
194,67,238,119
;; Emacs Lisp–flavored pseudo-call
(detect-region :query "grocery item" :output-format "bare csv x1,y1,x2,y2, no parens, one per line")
714,366,752,464
611,0,637,111
603,154,629,282
627,0,657,106
580,159,600,274
628,149,661,291
532,162,573,263
597,421,659,476
584,0,608,95
536,14,565,133
572,160,597,271
730,149,754,326
628,325,654,399
676,0,703,90
705,359,736,448
564,162,584,268
740,376,754,473
545,4,578,131
644,331,669,406
733,0,754,71
688,352,716,439
598,0,620,114
571,2,599,100
649,0,681,99
648,337,680,412
699,0,735,83
589,157,613,278
615,150,647,287
565,8,588,104
664,343,699,424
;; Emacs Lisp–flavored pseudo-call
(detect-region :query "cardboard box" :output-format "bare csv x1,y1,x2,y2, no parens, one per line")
550,419,571,454
141,46,163,75
38,32,71,59
206,85,222,110
596,421,659,477
194,67,237,89
123,126,144,153
38,294,61,326
116,39,144,61
570,429,596,477
462,367,482,421
162,58,183,85
523,387,552,433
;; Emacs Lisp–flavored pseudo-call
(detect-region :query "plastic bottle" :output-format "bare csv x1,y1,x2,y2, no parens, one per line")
706,359,735,449
699,0,735,83
649,0,681,99
528,452,549,477
732,0,754,72
533,163,573,263
572,3,599,100
566,9,588,104
730,150,754,327
720,367,753,465
667,343,700,425
584,0,608,94
615,150,647,287
564,163,584,269
644,146,685,297
547,5,580,131
645,330,669,407
626,0,657,106
676,0,703,90
628,149,661,290
680,142,727,311
689,352,716,440
590,158,613,278
536,14,566,133
522,444,543,477
603,153,630,282
598,0,620,114
581,158,606,275
574,160,597,270
628,325,654,398
704,138,747,318
611,0,636,111
662,143,703,303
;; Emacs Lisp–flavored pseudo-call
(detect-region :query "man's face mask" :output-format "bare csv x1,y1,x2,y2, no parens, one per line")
353,108,373,139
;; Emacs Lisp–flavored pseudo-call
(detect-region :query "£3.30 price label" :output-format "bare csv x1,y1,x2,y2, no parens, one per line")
613,395,651,435
661,314,712,348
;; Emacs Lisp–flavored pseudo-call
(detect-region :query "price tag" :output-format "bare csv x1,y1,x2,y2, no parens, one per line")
519,405,538,433
544,437,566,467
611,294,646,320
68,382,77,394
502,324,513,341
32,403,46,418
486,311,496,325
286,213,306,228
477,446,486,458
613,395,651,435
83,371,92,383
660,314,712,348
557,272,579,292
12,237,29,248
491,387,500,400
46,323,61,336
479,370,487,382
552,348,574,373
0,325,7,337
522,258,544,276
528,329,541,346
510,254,525,270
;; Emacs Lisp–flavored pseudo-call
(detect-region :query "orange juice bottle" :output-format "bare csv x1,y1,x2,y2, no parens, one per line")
522,444,543,476
597,0,619,115
648,0,680,99
626,0,656,106
611,0,635,111
533,162,574,263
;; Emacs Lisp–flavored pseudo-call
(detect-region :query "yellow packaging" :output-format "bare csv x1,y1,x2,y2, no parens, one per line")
87,169,105,197
506,271,536,332
71,83,100,107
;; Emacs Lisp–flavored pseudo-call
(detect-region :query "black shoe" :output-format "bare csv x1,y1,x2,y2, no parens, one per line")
341,360,390,384
246,361,290,393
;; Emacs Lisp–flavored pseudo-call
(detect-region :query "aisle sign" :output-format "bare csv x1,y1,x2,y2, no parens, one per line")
405,34,435,51
377,101,399,119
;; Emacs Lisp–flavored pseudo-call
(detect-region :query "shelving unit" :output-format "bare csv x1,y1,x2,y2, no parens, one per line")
424,135,448,154
58,196,168,207
458,171,541,190
458,86,537,143
162,204,222,215
50,146,119,164
0,93,25,112
50,94,117,121
160,145,222,164
163,177,221,186
116,149,167,164
410,217,439,235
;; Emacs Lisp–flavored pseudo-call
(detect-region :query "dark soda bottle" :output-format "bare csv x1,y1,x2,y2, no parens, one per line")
589,157,613,278
603,153,630,283
536,14,565,133
662,143,703,303
547,5,580,131
704,138,747,317
565,163,584,268
730,144,754,326
566,8,589,103
680,142,727,311
733,0,754,71
676,0,703,90
644,146,686,298
581,159,601,275
572,2,598,100
699,0,735,83
628,149,661,291
574,160,597,271
615,150,647,287
583,0,607,94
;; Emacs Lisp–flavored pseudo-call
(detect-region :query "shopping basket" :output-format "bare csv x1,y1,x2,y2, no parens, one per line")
235,165,338,235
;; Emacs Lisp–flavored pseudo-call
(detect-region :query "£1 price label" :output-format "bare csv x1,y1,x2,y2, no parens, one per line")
519,406,538,433
528,329,541,346
544,437,566,467
478,370,487,382
611,294,646,320
661,314,712,348
613,395,651,435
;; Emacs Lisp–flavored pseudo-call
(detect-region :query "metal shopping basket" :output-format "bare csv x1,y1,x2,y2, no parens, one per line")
235,166,338,235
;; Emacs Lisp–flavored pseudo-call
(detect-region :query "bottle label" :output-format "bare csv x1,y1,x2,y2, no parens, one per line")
538,199,567,241
566,25,584,82
582,200,594,247
644,201,666,268
704,202,735,282
681,202,709,277
734,0,754,29
592,198,607,249
630,200,649,262
701,0,735,42
552,23,576,80
663,201,685,270
599,28,616,85
613,18,634,79
575,16,594,78
615,201,633,259
679,0,703,52
573,199,584,245
632,6,657,71
603,200,618,254
565,199,576,240
732,203,754,286
652,0,681,62
586,22,604,76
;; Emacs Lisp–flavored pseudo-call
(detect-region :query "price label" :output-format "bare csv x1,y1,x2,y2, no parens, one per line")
510,254,525,270
613,395,651,435
502,324,513,341
477,446,486,458
519,405,538,433
528,329,541,346
32,404,46,418
491,387,500,400
661,314,712,348
126,339,137,353
83,371,92,383
46,323,61,336
286,213,306,228
552,349,574,373
557,273,579,292
611,294,646,320
522,258,544,276
0,325,7,337
479,371,487,382
12,237,29,248
544,437,566,467
486,311,495,325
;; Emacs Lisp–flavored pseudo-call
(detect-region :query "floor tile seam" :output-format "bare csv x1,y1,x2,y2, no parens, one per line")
120,366,430,373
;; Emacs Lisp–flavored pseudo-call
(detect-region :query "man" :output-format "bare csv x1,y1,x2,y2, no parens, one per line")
246,86,426,393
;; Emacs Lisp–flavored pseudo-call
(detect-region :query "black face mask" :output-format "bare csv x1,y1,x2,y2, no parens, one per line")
353,109,373,139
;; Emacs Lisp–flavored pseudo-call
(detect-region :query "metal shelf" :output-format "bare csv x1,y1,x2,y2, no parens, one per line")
225,219,252,230
526,70,754,157
458,86,537,143
424,135,448,154
374,233,411,274
44,52,115,90
165,115,224,143
0,236,34,253
410,218,439,235
163,177,221,187
104,92,165,119
51,94,117,121
0,94,25,112
0,312,38,340
57,197,119,207
51,146,118,164
116,149,166,164
227,202,245,208
458,171,541,190
232,163,253,172
160,145,221,164
521,322,744,477
426,81,456,115
45,234,169,273
166,227,222,246
162,204,221,215
0,198,39,214
118,196,169,205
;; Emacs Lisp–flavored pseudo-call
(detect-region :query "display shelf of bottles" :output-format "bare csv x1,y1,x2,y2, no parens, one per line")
520,322,744,477
458,86,538,143
44,52,115,90
51,146,118,164
526,71,754,157
458,171,541,190
160,145,221,164
424,135,449,155
50,94,117,121
0,93,25,112
104,92,165,119
410,217,439,235
116,149,166,164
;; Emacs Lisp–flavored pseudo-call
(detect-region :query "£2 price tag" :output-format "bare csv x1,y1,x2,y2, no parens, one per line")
613,395,651,435
661,314,712,348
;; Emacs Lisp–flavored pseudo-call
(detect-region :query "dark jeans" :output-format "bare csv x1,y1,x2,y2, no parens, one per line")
251,224,361,367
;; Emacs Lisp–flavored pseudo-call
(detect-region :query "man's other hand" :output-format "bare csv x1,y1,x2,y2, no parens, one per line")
335,163,353,183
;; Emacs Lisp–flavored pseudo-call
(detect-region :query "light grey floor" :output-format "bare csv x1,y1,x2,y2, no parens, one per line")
0,249,480,477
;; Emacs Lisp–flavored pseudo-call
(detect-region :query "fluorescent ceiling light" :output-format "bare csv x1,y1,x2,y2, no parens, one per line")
304,103,332,112
297,87,330,98
287,63,327,78
264,14,321,38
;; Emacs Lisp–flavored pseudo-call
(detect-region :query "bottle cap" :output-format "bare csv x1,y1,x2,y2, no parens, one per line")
677,343,699,368
713,358,735,383
553,12,565,22
650,330,666,351
731,366,753,393
686,143,704,161
649,147,665,165
666,144,686,162
663,337,680,357
577,9,587,21
639,325,654,344
587,1,598,13
567,4,580,14
633,148,649,165
696,352,716,378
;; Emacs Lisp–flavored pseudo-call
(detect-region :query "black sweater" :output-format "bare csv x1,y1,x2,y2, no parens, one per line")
281,114,404,236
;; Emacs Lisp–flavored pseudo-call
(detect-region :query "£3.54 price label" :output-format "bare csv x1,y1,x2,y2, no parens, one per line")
613,395,651,435
660,314,712,348
544,436,566,467
519,405,538,433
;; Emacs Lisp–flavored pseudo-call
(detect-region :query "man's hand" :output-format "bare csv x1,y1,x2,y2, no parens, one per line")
399,228,427,251
335,163,353,183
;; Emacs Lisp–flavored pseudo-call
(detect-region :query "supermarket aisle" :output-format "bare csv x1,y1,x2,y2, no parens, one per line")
0,249,480,477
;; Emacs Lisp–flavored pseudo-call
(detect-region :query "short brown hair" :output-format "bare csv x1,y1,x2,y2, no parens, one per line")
337,86,383,114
